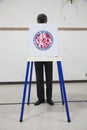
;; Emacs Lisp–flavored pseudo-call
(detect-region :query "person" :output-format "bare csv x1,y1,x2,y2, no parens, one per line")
34,13,54,106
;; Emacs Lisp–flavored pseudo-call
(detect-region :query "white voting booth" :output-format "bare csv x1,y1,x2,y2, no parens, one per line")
20,24,71,122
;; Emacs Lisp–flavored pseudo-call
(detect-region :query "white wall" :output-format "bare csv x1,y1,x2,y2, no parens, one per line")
0,0,87,82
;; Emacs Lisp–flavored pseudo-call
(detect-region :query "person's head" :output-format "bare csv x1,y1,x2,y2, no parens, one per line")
37,13,47,23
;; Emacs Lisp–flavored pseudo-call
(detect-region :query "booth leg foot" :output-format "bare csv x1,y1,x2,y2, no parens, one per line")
68,119,71,123
19,119,23,122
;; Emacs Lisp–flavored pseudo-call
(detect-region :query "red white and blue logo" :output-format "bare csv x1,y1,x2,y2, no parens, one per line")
33,30,53,51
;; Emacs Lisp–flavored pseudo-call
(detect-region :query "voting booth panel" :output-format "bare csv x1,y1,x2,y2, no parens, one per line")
29,24,58,57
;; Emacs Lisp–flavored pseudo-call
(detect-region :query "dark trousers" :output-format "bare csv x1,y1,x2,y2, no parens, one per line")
34,62,53,101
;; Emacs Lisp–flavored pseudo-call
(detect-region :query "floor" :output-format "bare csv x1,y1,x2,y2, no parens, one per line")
0,83,87,130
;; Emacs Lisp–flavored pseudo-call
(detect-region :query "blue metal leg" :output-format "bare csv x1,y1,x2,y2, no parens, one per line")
27,62,33,105
57,61,64,105
20,61,30,122
57,61,71,122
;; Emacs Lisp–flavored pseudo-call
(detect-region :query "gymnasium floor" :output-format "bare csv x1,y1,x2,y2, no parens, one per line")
0,83,87,130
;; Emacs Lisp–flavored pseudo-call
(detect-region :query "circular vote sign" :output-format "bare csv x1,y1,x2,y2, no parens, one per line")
33,30,53,51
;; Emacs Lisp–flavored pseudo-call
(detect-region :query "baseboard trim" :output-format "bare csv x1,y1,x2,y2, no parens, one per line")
0,80,87,85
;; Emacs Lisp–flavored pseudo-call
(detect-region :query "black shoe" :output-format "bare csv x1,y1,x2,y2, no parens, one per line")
34,99,45,106
47,99,54,105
